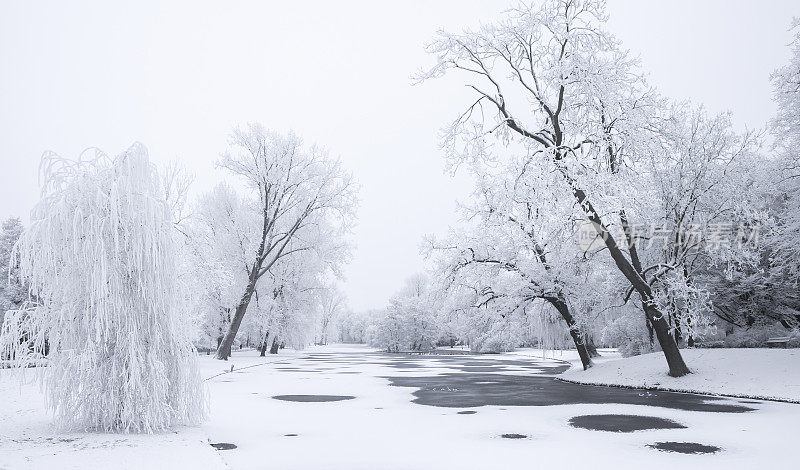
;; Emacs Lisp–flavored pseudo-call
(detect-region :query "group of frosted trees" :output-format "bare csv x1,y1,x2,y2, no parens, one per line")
2,0,800,433
185,125,355,359
0,125,355,431
363,0,800,376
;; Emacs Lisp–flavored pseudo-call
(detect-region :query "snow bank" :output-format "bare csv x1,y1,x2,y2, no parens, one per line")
560,348,800,402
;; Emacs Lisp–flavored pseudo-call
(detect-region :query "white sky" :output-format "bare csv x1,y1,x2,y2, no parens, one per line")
1,0,797,311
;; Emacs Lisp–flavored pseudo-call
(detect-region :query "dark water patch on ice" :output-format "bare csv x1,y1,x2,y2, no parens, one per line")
569,414,686,432
385,373,754,412
272,394,355,402
210,443,237,450
457,410,477,414
647,441,721,454
500,433,527,439
284,433,298,437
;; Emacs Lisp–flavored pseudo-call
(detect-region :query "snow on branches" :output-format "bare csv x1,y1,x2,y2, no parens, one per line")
0,144,206,432
205,125,356,359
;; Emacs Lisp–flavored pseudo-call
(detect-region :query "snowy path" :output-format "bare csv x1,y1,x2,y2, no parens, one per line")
200,345,800,469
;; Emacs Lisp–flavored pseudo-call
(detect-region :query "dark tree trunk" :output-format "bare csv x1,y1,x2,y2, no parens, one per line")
260,333,270,357
568,184,691,377
214,195,288,360
585,335,601,358
547,296,593,370
215,274,258,360
645,303,691,376
269,338,280,354
672,311,683,344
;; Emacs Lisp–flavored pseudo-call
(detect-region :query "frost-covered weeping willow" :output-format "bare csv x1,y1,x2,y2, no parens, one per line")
0,144,205,432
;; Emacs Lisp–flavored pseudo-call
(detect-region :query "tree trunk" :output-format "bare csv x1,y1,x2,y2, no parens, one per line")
269,337,280,354
644,304,689,375
567,183,690,376
259,333,270,357
547,296,592,370
672,310,683,344
215,197,281,360
585,335,601,358
215,277,257,360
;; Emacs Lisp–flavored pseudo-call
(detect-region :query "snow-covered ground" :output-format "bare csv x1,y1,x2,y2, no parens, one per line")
560,348,800,402
0,368,225,470
2,345,800,469
506,346,622,367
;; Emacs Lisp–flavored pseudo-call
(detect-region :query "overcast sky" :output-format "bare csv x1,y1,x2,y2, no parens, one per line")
0,0,797,312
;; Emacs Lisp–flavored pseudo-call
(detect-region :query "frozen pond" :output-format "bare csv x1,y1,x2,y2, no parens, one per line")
196,345,799,470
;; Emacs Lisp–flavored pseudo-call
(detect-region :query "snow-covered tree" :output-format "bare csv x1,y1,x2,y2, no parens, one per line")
190,164,352,356
186,184,250,350
247,240,341,355
425,138,600,367
636,106,761,344
369,274,441,352
768,21,800,320
419,0,692,376
684,22,800,336
211,125,356,359
0,144,205,431
702,21,800,332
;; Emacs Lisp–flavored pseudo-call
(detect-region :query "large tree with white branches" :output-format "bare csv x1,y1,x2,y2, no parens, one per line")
420,0,693,375
211,125,356,360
